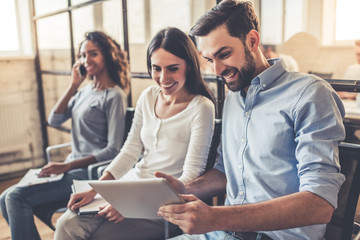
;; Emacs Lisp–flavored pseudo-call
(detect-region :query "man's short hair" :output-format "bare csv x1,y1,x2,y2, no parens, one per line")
190,0,259,42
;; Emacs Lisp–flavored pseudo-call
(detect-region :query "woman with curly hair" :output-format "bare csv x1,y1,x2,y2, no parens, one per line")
0,31,130,240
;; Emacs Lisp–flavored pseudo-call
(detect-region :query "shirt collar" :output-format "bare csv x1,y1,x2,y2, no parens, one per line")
256,58,287,88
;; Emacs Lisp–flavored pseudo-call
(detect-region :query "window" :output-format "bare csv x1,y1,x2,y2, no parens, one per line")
260,0,305,45
260,0,360,46
150,0,191,36
0,0,18,51
0,0,32,56
335,0,360,41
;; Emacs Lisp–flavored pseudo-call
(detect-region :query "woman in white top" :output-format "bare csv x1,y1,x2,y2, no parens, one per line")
54,27,215,240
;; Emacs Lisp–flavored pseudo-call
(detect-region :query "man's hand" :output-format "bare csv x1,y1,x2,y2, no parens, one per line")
97,204,124,223
68,190,97,212
155,172,185,194
38,162,70,177
158,194,215,234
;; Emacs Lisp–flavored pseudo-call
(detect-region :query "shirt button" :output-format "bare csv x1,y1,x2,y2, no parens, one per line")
262,83,266,88
238,164,242,169
239,191,244,196
245,111,250,116
241,138,246,143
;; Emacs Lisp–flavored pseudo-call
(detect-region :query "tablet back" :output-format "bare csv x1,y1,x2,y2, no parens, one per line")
89,178,184,219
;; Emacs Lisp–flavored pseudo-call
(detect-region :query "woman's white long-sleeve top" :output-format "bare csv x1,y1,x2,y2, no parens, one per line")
106,85,215,183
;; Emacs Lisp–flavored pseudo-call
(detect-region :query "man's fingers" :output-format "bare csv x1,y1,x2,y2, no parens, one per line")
181,194,198,202
154,172,174,182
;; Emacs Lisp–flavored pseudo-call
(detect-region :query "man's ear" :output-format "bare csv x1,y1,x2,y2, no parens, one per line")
247,29,260,52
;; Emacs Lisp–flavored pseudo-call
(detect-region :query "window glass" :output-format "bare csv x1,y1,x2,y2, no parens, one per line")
260,0,283,45
34,0,68,16
71,0,88,5
37,13,71,71
127,0,145,44
284,0,304,42
37,13,70,50
150,0,191,36
72,5,95,51
0,0,19,51
102,1,124,45
336,0,360,41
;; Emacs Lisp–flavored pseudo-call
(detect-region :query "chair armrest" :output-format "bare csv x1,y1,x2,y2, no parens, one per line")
97,164,110,179
87,160,112,180
46,142,71,162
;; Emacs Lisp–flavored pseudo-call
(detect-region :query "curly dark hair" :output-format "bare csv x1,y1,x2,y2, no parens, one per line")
78,31,130,94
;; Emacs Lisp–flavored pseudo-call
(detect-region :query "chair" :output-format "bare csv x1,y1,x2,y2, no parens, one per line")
205,119,222,171
308,71,333,79
33,107,135,230
323,142,360,240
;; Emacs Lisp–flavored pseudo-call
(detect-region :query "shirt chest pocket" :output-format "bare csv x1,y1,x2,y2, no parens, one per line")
82,100,106,124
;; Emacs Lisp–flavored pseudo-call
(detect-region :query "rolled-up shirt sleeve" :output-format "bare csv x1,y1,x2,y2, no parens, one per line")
294,80,346,208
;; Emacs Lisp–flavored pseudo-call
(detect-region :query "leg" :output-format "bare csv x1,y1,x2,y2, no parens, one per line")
54,209,106,240
170,231,234,240
90,218,179,240
2,169,87,240
0,185,14,223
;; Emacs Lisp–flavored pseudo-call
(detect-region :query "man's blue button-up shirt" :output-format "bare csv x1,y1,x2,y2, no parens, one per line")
214,59,346,240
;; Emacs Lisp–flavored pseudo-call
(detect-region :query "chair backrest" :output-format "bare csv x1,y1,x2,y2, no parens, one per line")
324,142,360,240
205,119,222,171
308,71,333,79
123,107,135,142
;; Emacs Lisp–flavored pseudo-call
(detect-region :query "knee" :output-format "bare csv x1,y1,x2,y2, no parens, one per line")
55,210,84,238
0,191,7,210
3,188,24,204
55,210,75,232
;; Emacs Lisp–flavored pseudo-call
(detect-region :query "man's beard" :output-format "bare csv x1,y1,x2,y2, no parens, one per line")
223,46,256,92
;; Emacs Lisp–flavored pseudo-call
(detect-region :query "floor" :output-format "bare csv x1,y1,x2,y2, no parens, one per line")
0,177,62,240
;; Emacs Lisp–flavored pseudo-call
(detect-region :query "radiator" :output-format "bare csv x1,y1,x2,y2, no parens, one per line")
0,95,29,153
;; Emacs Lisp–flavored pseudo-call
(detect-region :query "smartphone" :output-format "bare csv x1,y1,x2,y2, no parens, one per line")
78,64,87,77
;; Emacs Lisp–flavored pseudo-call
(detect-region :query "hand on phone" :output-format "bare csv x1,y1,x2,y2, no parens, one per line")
78,64,87,77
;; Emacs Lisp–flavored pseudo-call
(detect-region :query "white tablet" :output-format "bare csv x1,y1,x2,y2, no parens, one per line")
88,178,184,219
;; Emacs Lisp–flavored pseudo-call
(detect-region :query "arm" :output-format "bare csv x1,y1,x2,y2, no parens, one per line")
178,98,215,183
159,162,333,234
159,191,333,234
91,90,127,162
50,62,85,116
39,86,127,177
159,79,345,234
40,90,127,176
105,89,146,179
68,170,115,211
38,155,97,177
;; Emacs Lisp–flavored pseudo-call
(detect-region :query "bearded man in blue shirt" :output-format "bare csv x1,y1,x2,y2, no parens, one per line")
156,1,346,240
